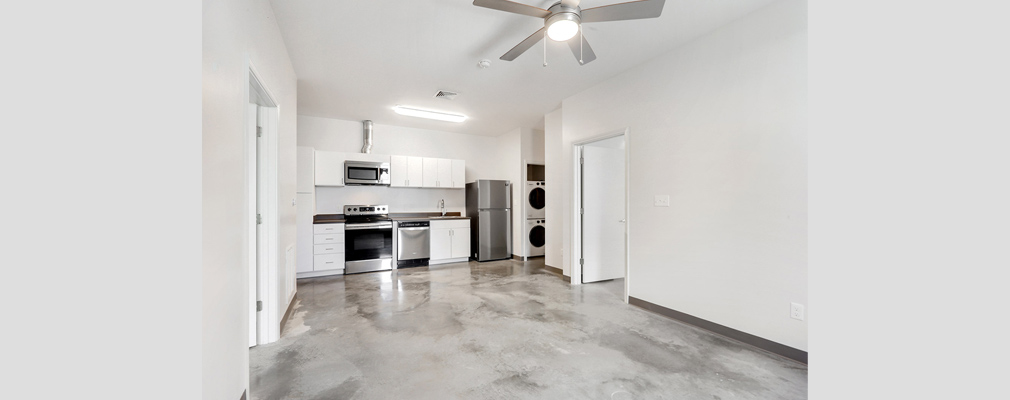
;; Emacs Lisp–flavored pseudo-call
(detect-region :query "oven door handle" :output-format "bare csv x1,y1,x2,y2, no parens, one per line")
345,222,393,230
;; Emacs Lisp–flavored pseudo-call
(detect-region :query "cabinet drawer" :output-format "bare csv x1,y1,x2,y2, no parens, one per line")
314,244,344,255
430,219,470,229
314,223,344,234
314,253,344,271
314,233,344,244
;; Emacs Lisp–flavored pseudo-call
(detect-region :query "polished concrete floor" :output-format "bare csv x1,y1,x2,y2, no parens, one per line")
250,259,807,399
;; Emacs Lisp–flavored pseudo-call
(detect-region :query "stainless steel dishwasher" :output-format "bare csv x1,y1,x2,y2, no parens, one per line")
396,221,430,268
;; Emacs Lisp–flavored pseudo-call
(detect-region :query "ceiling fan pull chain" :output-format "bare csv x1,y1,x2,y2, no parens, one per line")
543,31,548,67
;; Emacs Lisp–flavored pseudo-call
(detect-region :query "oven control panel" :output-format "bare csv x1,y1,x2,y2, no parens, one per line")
344,204,388,216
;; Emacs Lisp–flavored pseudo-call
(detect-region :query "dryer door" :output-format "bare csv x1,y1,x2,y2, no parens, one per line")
526,183,546,219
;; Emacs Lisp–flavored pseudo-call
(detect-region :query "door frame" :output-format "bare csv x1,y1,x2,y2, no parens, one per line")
246,63,281,346
571,129,630,303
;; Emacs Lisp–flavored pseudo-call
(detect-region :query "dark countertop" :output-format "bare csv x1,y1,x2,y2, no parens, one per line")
313,212,468,224
313,214,346,224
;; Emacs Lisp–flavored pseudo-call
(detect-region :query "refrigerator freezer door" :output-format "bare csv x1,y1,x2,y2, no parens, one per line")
477,180,510,209
478,209,511,261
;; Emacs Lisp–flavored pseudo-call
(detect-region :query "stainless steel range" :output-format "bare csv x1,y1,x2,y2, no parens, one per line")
343,205,393,274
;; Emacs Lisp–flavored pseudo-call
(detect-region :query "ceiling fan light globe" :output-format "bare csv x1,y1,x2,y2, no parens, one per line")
547,19,579,41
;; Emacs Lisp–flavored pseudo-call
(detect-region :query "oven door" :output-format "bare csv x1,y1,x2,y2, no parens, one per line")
344,222,393,273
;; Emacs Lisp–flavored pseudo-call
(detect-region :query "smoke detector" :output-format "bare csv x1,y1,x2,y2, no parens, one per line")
477,59,492,69
434,90,458,100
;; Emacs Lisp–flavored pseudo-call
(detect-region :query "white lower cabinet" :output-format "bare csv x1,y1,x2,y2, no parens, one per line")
430,227,452,261
299,223,345,278
451,227,470,258
429,219,470,265
313,253,345,272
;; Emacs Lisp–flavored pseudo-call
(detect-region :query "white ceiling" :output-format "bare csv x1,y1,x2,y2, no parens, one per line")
269,0,778,136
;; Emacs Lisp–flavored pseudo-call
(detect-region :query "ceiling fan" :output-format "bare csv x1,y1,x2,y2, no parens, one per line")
473,0,666,65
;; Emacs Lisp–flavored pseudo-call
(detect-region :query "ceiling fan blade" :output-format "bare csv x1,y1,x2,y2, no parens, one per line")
560,0,582,8
473,0,551,18
501,27,546,61
567,33,597,65
580,0,666,23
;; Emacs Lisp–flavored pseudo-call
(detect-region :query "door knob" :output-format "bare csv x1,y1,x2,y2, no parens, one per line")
619,219,626,223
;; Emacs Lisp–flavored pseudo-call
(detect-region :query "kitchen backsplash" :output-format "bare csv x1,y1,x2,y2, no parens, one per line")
315,185,466,215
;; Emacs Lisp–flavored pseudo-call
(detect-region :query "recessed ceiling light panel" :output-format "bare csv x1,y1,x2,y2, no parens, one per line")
393,105,467,123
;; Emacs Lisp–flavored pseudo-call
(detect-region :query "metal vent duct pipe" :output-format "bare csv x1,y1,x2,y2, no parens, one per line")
361,120,373,154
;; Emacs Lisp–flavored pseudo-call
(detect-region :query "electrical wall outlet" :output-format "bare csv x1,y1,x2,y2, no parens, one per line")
790,302,805,321
654,195,670,207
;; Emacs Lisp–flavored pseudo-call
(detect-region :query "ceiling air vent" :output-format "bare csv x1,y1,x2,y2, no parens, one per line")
434,90,458,100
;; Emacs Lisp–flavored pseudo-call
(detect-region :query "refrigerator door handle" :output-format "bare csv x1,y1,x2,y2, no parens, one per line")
506,208,511,256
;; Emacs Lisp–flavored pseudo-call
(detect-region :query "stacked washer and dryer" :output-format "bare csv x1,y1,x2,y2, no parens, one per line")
524,181,546,257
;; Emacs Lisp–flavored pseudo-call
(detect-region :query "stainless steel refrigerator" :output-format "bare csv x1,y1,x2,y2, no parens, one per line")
466,180,512,261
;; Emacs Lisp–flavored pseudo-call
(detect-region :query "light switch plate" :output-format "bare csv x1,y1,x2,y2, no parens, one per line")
654,195,670,207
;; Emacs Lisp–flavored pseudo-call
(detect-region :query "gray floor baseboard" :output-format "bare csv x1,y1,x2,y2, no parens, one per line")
544,265,563,275
280,294,298,333
628,296,807,364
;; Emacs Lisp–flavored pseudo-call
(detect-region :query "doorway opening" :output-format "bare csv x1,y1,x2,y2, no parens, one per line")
572,130,629,302
247,67,280,347
522,162,546,260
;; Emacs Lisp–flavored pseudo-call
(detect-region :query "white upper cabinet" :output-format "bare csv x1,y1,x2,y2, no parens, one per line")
407,157,423,188
297,146,315,193
422,158,439,188
315,151,462,189
451,159,465,188
389,155,408,187
437,158,452,188
390,155,424,187
314,150,345,186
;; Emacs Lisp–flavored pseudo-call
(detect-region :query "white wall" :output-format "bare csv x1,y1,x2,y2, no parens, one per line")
203,0,298,398
544,108,564,271
523,129,546,165
556,0,807,350
299,115,515,215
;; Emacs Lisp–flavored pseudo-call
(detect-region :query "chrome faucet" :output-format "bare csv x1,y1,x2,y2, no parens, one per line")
439,199,446,216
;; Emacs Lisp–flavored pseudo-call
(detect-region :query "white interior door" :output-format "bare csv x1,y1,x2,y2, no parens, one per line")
581,138,626,283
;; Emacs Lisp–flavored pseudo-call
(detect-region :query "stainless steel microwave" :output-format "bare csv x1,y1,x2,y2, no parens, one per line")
344,161,390,185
